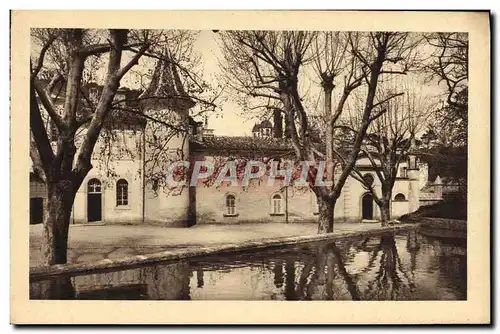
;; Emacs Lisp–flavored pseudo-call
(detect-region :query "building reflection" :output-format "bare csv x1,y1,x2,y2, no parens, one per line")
273,260,284,288
30,261,192,300
30,230,466,301
30,276,76,300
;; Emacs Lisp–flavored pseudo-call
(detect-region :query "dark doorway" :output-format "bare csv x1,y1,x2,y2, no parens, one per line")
362,193,373,220
30,197,44,224
87,178,102,223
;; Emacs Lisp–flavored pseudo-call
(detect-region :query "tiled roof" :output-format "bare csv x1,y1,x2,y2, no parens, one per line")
251,123,261,132
29,171,44,183
252,120,273,132
35,79,146,130
105,107,147,129
260,119,272,128
190,136,293,155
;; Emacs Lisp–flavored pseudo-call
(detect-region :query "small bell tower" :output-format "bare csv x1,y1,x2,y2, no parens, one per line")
140,46,196,226
407,138,420,212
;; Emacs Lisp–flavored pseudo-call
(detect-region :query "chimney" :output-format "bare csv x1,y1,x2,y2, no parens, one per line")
434,175,443,199
196,121,204,141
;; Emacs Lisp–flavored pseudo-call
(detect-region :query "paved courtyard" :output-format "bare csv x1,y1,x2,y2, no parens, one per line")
30,222,387,267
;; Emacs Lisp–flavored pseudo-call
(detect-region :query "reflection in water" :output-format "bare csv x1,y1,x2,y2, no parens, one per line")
273,260,284,288
284,260,296,300
30,230,467,300
363,235,415,300
30,261,192,300
31,276,75,300
196,269,204,288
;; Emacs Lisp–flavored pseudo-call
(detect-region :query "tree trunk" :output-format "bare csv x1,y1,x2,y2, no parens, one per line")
323,86,335,185
379,199,391,226
36,277,75,300
42,180,76,265
317,196,335,234
324,86,333,161
273,108,283,138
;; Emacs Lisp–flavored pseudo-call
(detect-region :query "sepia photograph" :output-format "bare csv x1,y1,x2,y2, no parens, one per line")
11,10,490,324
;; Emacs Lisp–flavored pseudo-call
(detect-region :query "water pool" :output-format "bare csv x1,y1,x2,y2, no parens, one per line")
30,229,466,300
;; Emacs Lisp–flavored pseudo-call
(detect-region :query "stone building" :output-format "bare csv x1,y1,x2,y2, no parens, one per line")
30,56,442,226
188,132,442,224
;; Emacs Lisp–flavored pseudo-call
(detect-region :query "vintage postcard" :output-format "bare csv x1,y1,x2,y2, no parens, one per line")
11,10,490,324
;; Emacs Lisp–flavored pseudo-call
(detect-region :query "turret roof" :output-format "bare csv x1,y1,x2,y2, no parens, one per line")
252,123,261,132
260,119,272,128
139,48,196,112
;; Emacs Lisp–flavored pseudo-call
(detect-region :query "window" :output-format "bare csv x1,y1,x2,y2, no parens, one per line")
272,194,283,214
152,179,159,192
394,193,406,201
225,194,236,215
363,173,374,187
116,179,129,206
407,155,417,169
87,178,102,193
90,86,99,99
400,167,408,178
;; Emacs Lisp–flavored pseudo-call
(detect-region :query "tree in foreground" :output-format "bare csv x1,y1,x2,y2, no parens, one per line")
30,29,215,265
346,83,433,224
421,32,468,197
219,30,421,233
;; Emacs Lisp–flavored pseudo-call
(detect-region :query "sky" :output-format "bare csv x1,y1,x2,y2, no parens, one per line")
192,31,444,138
193,31,254,136
32,29,446,137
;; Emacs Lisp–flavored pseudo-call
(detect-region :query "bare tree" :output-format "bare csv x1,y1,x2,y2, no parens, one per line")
424,32,468,116
219,30,421,233
422,32,468,150
30,28,217,265
420,32,468,200
30,29,152,265
346,83,433,224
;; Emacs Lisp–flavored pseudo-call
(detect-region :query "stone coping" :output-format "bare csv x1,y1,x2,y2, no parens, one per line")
30,224,418,282
419,217,467,231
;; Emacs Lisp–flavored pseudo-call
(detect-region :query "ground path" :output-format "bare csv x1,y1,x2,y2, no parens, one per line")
30,222,404,268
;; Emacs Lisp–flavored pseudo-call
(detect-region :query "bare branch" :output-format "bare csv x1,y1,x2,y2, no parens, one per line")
33,80,65,129
116,42,150,79
30,31,59,80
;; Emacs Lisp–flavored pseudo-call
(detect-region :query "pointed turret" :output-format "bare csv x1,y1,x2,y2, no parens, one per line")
142,49,196,227
140,47,196,113
407,137,419,170
407,137,421,212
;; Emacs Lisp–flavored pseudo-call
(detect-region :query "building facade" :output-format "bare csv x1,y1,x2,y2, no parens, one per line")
30,56,443,226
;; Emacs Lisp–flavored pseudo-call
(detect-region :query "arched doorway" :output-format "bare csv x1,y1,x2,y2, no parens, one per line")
361,193,374,220
87,178,102,222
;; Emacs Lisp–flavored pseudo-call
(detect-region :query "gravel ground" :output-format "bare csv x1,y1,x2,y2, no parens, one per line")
30,222,382,267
